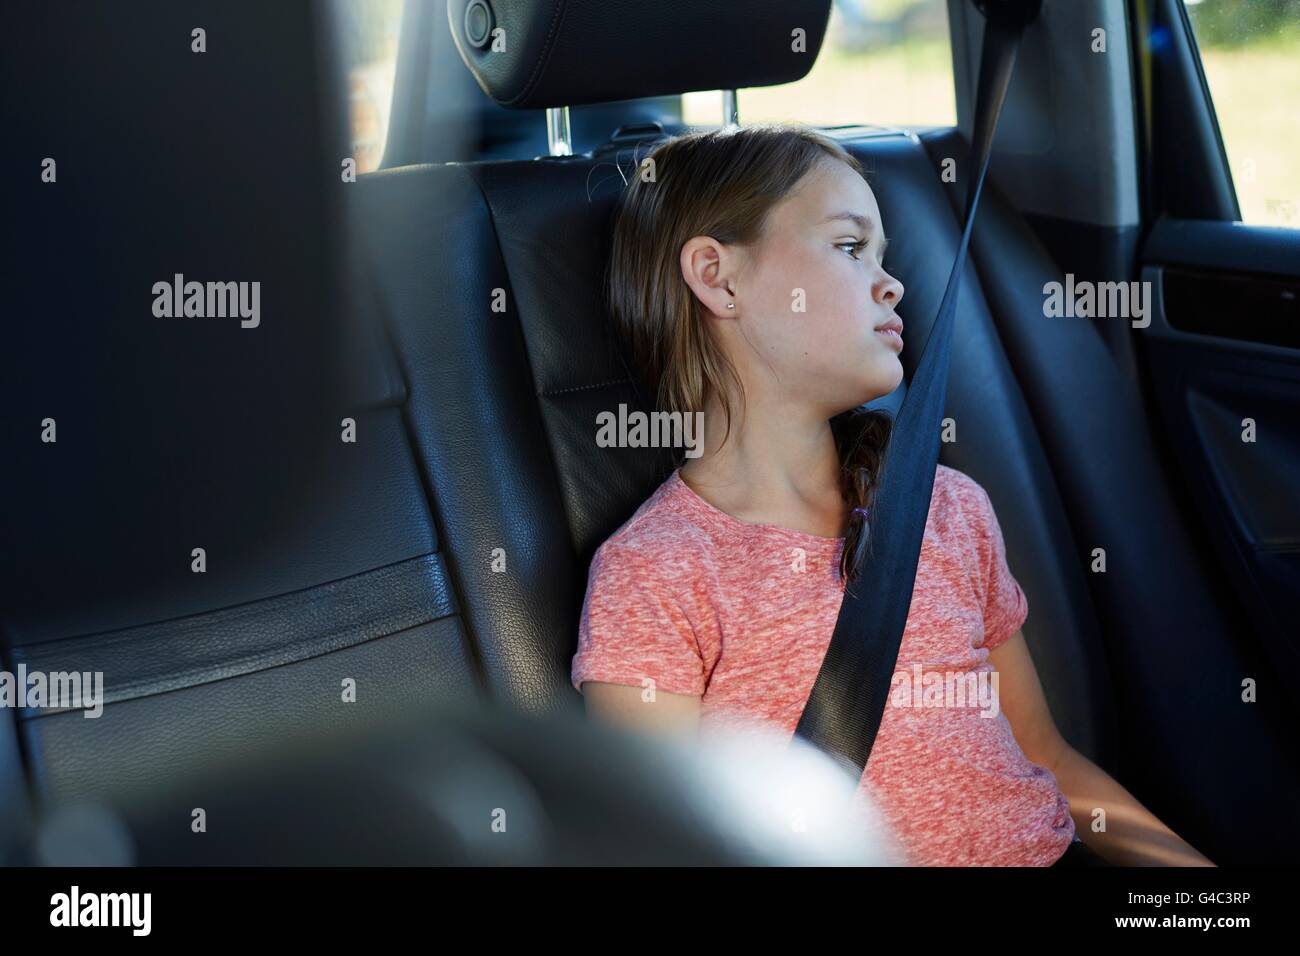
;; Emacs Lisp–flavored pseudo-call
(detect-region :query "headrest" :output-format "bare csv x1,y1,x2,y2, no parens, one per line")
447,0,833,109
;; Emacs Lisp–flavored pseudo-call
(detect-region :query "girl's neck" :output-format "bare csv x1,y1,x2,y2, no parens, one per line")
677,394,848,537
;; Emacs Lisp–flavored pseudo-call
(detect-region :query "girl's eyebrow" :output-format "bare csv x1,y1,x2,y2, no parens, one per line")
821,210,874,233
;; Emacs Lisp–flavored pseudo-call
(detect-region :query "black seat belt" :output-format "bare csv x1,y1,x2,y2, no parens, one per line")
793,0,1042,778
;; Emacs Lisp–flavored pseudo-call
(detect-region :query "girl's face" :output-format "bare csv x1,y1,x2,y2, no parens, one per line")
727,158,906,416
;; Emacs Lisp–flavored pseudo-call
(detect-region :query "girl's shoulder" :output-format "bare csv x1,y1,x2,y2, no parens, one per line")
591,471,716,573
933,462,982,505
928,463,1002,542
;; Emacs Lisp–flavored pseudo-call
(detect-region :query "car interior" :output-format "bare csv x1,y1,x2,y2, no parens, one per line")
2,0,1298,867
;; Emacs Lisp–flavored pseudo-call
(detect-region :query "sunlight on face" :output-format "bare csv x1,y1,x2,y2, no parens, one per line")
736,158,906,416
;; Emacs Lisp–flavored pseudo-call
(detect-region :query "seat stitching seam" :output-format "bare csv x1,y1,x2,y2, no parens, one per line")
540,377,632,397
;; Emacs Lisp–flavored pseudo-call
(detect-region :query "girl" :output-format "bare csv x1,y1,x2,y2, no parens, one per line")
571,122,1212,867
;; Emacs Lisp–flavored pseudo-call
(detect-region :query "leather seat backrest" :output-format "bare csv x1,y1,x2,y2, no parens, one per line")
1,0,482,812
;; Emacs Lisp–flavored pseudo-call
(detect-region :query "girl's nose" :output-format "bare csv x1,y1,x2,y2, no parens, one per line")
877,269,904,308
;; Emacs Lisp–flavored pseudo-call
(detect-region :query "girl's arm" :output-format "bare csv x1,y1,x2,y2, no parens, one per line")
580,680,702,739
989,630,1216,866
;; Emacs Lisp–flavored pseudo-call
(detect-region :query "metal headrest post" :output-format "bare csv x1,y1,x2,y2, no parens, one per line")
546,106,572,156
722,90,739,128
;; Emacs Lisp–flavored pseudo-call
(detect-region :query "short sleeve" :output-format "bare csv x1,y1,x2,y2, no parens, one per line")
571,539,711,697
972,484,1029,652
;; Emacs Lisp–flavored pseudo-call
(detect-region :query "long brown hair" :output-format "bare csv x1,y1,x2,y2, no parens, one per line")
604,122,893,585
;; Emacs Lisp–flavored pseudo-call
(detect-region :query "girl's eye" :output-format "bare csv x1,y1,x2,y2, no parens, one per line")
838,239,869,261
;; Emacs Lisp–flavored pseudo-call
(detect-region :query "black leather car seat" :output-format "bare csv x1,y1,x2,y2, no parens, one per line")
350,0,1297,862
1,1,483,820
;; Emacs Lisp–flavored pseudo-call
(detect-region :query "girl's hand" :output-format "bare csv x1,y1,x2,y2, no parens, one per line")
990,630,1216,867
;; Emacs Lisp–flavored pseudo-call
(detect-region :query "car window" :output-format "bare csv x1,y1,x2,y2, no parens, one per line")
682,0,954,129
1184,0,1300,227
335,0,405,174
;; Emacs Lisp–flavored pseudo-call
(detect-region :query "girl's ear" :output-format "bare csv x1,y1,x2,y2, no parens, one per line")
680,235,739,319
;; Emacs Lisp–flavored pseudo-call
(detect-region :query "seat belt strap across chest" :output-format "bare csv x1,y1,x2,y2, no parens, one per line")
793,0,1041,779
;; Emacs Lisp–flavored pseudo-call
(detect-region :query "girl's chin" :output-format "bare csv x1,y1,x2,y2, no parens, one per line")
844,373,904,407
869,361,905,396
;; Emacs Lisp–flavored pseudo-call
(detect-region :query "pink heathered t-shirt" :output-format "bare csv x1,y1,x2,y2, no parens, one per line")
571,463,1075,866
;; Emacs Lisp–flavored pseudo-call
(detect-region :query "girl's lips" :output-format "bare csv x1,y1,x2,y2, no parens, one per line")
874,327,904,348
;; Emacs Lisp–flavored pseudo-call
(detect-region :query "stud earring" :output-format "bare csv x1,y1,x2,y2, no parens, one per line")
725,302,735,310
